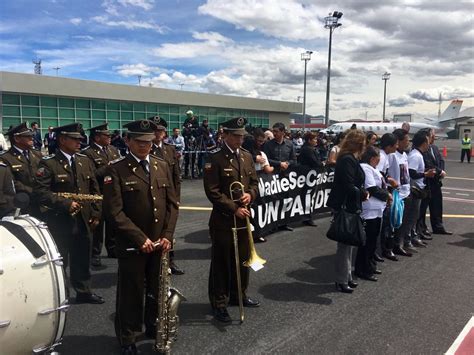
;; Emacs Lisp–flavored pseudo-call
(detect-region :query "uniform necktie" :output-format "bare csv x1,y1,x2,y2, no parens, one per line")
70,156,78,189
102,146,109,159
23,150,29,161
234,151,242,182
139,160,149,177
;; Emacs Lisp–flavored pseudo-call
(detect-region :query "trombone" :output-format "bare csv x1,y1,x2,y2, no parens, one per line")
229,181,266,324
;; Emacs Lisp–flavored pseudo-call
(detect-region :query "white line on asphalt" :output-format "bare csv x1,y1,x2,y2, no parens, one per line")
444,197,474,204
446,176,474,181
455,193,470,196
444,187,474,193
443,191,451,194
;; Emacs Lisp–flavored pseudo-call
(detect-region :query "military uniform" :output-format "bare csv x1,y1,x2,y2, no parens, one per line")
0,123,43,214
0,162,15,218
82,123,121,261
33,124,102,298
203,117,259,313
103,120,179,347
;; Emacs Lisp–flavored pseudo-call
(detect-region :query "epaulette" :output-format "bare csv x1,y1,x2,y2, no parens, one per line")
240,147,249,153
151,154,165,161
81,146,91,152
110,156,126,165
42,154,55,160
208,147,221,154
76,152,86,157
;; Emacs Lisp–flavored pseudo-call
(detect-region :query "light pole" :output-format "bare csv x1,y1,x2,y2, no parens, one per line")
301,50,313,131
53,67,61,76
382,72,391,121
324,11,343,126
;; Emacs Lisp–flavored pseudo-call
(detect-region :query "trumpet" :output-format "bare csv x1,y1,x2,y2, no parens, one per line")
55,192,103,216
229,181,266,323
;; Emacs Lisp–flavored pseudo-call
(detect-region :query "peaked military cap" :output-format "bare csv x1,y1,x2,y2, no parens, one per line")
222,117,247,135
89,122,111,136
53,123,84,139
123,120,157,141
6,122,34,138
148,116,167,130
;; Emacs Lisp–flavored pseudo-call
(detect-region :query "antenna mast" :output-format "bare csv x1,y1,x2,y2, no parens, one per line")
33,59,42,75
438,92,442,119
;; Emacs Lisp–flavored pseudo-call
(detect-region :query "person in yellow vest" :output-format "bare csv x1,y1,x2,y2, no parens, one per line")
460,132,471,163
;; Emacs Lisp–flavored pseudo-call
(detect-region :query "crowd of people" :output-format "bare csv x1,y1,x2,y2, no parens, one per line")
0,115,454,354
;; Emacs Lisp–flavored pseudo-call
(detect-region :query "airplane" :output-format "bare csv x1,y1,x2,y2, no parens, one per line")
321,100,463,138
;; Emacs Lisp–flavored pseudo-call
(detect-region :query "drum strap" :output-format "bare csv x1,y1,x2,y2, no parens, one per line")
0,221,46,258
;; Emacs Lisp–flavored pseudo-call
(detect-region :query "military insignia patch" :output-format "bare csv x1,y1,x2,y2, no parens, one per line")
36,167,45,177
140,120,150,129
237,117,245,127
104,176,113,184
205,163,212,170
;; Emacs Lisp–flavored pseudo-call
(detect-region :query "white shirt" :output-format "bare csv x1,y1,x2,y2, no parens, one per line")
0,133,8,151
255,151,270,172
59,149,75,166
360,163,387,219
130,152,150,172
377,149,390,175
388,150,410,199
408,148,426,189
224,141,240,156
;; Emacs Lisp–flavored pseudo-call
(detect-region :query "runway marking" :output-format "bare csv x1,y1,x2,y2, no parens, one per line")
443,197,474,204
443,191,451,194
427,214,474,219
180,206,212,211
455,193,470,197
444,187,474,193
446,316,474,355
445,176,474,181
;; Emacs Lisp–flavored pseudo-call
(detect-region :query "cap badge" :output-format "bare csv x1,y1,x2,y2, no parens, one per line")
140,120,150,130
237,117,244,127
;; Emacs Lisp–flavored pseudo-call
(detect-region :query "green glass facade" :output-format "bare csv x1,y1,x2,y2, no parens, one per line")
2,93,270,136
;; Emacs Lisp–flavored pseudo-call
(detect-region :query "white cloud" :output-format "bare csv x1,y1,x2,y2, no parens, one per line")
69,18,82,25
92,15,165,32
118,0,154,10
72,35,94,41
115,63,161,76
198,0,323,40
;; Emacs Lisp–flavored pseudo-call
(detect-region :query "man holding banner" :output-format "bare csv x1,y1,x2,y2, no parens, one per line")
203,117,260,323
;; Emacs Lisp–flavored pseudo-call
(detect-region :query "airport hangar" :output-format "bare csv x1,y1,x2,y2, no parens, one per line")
0,71,301,137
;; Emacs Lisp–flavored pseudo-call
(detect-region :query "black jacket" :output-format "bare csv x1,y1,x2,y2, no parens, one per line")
422,144,445,186
327,153,366,213
298,143,323,169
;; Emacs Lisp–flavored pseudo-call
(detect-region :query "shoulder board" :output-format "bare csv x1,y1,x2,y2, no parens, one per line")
0,162,6,167
163,141,171,146
151,155,165,162
42,154,55,160
81,146,91,152
110,156,126,165
76,153,86,157
208,147,221,154
240,147,249,153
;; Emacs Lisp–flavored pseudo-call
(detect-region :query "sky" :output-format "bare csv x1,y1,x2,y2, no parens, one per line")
1,0,473,121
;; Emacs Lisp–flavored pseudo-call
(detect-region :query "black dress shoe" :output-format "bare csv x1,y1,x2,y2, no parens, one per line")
373,253,385,262
170,262,185,275
303,220,318,227
356,273,378,282
279,225,294,232
335,282,354,293
422,229,431,236
214,308,232,323
374,269,382,275
393,247,413,257
76,293,105,304
382,251,399,261
412,239,427,248
121,344,137,355
91,256,102,267
420,234,433,240
348,280,358,288
433,229,453,235
230,297,261,307
254,236,267,243
404,245,418,253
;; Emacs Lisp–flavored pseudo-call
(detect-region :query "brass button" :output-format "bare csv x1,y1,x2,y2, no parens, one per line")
153,197,156,200
150,186,153,190
130,187,134,191
154,208,157,211
154,219,158,223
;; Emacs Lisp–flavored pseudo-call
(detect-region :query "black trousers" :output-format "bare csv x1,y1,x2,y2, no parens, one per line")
208,226,250,309
355,217,381,276
184,152,196,177
418,182,444,232
380,207,394,252
92,218,115,257
461,149,471,163
115,252,161,346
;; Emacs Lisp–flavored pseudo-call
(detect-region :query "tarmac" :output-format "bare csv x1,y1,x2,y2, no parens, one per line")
59,150,473,355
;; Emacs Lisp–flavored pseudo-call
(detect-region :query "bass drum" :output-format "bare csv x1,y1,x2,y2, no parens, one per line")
0,215,68,355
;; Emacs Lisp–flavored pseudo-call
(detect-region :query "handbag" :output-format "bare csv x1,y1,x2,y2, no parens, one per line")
326,207,366,247
390,189,404,229
410,185,430,199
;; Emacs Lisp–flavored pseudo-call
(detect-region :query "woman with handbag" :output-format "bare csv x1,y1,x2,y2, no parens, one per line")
327,129,368,293
355,146,391,281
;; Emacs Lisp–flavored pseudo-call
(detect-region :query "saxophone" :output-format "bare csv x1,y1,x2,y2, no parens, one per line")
55,192,103,216
155,251,186,354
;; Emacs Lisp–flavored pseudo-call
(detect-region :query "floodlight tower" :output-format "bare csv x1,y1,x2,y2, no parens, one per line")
324,11,343,125
382,72,391,121
301,50,313,131
33,59,42,75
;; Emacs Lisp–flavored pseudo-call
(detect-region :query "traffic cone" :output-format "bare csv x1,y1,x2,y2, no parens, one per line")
471,148,474,158
442,146,447,158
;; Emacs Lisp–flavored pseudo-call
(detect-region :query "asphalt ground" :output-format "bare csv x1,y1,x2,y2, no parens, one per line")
58,158,473,355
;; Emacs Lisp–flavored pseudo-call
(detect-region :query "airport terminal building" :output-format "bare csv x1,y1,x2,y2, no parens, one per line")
0,71,300,136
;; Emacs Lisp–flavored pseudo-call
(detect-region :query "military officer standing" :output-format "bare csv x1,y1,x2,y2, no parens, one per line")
0,122,42,214
82,123,121,266
149,116,184,275
33,123,104,304
103,120,178,354
203,117,260,323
